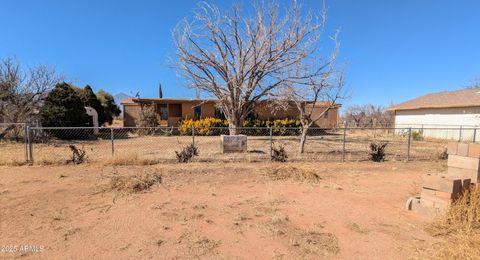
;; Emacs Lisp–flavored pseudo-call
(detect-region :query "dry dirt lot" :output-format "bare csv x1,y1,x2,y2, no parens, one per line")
0,161,448,259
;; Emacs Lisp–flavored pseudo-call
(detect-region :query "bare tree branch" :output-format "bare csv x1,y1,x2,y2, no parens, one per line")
173,0,327,134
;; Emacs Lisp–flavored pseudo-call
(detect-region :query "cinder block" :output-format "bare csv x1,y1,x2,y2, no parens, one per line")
468,143,480,158
448,167,478,183
421,187,457,199
220,135,247,153
447,142,458,155
421,187,435,196
457,143,469,157
422,174,463,193
448,155,480,171
421,194,450,210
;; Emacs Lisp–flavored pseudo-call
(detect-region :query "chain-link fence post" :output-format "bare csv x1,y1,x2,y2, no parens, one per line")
269,127,273,160
23,123,28,162
342,122,347,162
459,126,462,142
192,126,195,147
474,128,477,143
27,126,33,163
407,127,412,161
110,128,115,156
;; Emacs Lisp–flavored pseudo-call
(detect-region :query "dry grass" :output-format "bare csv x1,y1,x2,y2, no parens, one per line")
290,230,339,257
107,172,163,194
103,154,160,166
427,185,480,259
265,165,321,183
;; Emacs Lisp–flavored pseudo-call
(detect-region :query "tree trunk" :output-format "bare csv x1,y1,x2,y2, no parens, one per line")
227,115,243,135
299,126,308,154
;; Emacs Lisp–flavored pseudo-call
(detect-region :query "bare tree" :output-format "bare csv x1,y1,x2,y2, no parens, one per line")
0,57,63,137
174,1,327,135
280,61,345,153
465,76,480,89
342,104,393,127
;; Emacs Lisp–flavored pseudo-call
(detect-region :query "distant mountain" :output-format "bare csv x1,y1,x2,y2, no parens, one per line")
113,93,132,116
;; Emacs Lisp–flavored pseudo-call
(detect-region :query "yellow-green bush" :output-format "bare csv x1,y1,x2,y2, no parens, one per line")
179,117,228,136
179,117,301,136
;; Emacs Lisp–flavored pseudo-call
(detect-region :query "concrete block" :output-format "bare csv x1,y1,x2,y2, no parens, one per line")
421,174,463,193
447,142,458,155
421,195,450,210
448,155,480,171
448,167,478,183
457,143,469,157
421,187,457,199
468,143,480,158
220,135,247,153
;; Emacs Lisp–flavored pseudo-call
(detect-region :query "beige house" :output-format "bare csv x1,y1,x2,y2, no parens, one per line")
387,88,480,140
122,98,340,128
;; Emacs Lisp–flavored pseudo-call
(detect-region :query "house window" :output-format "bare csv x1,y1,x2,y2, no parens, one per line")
323,110,329,119
194,105,202,119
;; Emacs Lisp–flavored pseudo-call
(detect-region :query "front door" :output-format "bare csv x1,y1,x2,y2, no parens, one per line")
157,104,168,126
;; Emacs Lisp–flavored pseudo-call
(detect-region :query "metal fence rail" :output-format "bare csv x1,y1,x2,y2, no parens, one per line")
0,124,473,165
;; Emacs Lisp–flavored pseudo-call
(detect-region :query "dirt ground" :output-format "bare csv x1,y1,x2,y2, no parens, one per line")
0,161,447,259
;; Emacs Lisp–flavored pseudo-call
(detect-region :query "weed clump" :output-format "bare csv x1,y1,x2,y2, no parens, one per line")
271,145,288,162
68,145,87,164
438,147,448,160
175,144,199,163
266,166,321,183
368,142,387,162
109,172,162,194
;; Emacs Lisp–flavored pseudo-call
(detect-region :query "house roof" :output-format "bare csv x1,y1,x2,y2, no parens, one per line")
121,98,216,105
386,88,480,111
122,98,341,107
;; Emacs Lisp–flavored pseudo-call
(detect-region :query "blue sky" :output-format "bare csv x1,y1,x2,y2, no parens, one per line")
1,0,479,108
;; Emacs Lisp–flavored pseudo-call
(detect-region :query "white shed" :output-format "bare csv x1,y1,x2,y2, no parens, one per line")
387,88,480,141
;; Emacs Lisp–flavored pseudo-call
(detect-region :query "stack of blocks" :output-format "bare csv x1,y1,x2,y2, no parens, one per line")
446,142,480,183
408,142,478,215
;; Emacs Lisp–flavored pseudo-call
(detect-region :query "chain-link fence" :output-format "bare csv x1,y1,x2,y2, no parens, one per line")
1,124,478,165
0,123,28,164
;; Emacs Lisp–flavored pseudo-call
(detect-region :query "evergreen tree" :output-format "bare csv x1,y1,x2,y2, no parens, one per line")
96,89,121,124
78,85,106,126
40,83,90,138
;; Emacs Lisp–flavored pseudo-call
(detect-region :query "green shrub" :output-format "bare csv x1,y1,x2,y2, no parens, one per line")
412,131,424,141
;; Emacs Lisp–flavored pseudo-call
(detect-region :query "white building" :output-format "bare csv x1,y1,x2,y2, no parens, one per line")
387,88,480,141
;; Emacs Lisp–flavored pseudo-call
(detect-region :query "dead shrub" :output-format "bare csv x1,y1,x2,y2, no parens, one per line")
427,185,480,258
271,145,288,162
175,144,199,163
68,145,87,164
437,147,448,160
368,142,387,162
266,166,321,183
108,172,162,194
